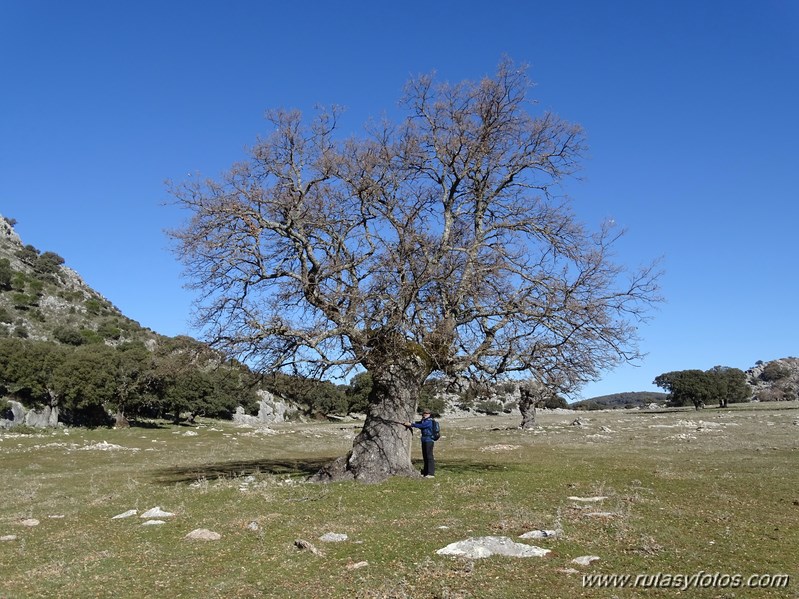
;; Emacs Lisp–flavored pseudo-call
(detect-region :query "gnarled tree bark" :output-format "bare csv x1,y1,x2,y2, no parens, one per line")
518,382,550,430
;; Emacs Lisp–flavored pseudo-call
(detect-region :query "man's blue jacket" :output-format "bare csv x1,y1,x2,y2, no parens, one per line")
410,417,435,442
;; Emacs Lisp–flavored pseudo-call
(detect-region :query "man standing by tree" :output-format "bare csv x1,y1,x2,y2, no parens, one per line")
405,409,436,478
169,59,661,483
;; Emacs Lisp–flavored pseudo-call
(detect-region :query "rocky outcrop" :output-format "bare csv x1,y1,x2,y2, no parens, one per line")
0,400,59,429
746,357,799,402
0,216,22,245
232,390,295,426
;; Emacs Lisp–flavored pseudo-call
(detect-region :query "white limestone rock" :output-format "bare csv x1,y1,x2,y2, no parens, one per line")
140,507,175,518
186,528,221,541
112,509,138,520
437,536,550,559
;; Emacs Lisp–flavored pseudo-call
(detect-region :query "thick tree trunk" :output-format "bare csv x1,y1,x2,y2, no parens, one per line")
518,382,547,430
312,351,431,483
114,410,130,428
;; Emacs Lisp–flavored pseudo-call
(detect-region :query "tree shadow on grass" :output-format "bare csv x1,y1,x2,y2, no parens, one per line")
129,420,171,429
152,457,514,485
150,457,337,485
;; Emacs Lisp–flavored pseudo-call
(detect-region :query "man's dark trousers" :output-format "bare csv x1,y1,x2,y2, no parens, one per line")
421,440,435,476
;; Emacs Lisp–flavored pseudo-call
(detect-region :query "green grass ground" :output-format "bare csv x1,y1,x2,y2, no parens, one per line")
1,403,798,598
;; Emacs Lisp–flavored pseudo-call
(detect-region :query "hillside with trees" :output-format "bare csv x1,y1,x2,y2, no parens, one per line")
0,214,262,427
571,391,668,411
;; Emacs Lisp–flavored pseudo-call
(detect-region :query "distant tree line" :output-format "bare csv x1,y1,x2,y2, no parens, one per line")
0,336,260,426
653,366,750,409
572,391,667,411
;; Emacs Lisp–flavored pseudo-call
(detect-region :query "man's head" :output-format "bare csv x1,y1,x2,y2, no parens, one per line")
422,409,431,417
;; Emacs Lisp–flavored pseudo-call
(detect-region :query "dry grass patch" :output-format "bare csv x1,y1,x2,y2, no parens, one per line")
2,404,798,598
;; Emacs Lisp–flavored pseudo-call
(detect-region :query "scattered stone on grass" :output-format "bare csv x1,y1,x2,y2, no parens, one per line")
319,532,348,542
19,519,40,527
142,520,167,526
112,509,138,520
436,536,550,559
1,535,18,542
572,555,601,566
186,528,221,541
78,441,140,452
246,521,260,531
519,529,559,539
567,496,607,502
294,539,323,555
571,419,583,426
479,444,520,452
346,561,369,570
557,567,580,574
48,515,65,519
141,507,175,518
585,512,616,518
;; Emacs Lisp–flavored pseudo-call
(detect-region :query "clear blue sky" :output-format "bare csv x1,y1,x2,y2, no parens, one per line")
2,1,797,399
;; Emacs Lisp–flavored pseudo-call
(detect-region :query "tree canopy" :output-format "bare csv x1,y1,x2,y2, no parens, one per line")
654,366,750,409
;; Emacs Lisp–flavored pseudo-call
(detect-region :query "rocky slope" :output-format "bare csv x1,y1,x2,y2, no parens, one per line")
746,357,799,402
0,213,158,346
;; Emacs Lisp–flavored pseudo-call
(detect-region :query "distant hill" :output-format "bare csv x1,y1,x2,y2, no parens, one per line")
572,391,668,410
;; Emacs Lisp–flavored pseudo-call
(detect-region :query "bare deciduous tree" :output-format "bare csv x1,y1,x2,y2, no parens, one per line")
169,60,661,482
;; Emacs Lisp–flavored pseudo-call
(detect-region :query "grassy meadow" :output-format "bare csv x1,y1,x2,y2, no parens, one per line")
1,403,798,598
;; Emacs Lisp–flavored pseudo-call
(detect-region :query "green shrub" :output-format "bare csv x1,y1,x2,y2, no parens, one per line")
475,399,503,414
34,251,65,277
422,394,447,416
543,394,569,409
15,244,40,267
84,298,105,315
97,320,122,340
11,292,35,309
0,258,13,290
79,328,103,345
54,326,85,346
760,363,790,382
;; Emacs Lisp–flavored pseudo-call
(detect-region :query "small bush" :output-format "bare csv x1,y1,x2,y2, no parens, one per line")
475,399,503,414
84,298,107,315
543,395,569,409
11,292,36,309
0,258,13,290
97,321,122,340
15,244,40,266
35,251,65,276
79,328,103,345
54,325,85,346
756,386,797,402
